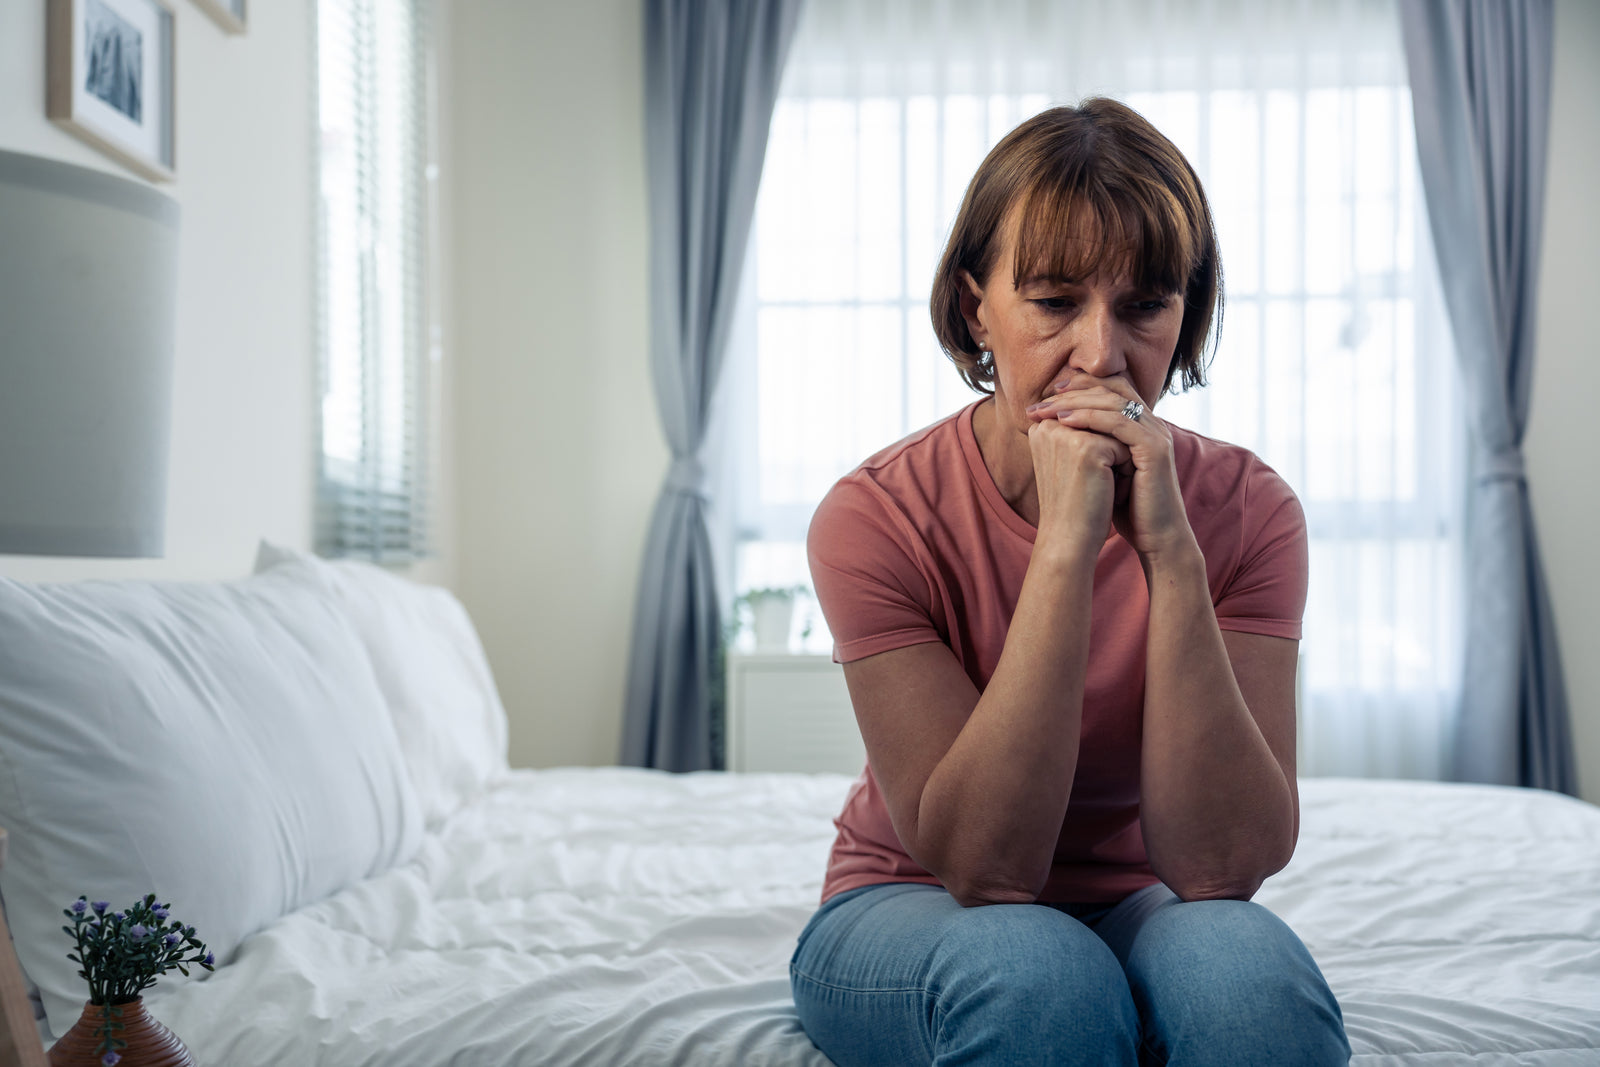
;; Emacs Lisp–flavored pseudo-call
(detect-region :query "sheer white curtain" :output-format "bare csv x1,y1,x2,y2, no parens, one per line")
721,0,1466,781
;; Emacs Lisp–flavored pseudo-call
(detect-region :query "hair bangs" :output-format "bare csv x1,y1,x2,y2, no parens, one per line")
1010,172,1197,298
931,99,1222,395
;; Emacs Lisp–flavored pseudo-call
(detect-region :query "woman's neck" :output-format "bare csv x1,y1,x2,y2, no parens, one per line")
972,397,1041,527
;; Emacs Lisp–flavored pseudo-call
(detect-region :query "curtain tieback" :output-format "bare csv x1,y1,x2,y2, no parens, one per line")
664,456,710,499
1476,451,1527,485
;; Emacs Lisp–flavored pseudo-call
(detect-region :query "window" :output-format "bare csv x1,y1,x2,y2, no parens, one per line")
725,0,1465,779
315,0,436,562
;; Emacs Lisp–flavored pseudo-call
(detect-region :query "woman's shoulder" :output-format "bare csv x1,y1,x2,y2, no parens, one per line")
1167,423,1303,523
1169,423,1292,484
809,402,979,564
817,403,975,511
852,403,973,479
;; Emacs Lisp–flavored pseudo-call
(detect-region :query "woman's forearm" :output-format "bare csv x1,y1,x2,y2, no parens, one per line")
1138,543,1297,901
912,539,1098,906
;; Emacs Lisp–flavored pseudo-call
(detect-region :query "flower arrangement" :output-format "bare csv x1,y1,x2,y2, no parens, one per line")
61,893,214,1065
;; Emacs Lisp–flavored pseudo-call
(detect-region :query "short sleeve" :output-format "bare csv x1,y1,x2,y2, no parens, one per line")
1213,463,1309,640
807,477,944,664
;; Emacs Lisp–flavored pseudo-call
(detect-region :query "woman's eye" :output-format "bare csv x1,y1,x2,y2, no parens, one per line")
1033,297,1072,311
1130,299,1170,315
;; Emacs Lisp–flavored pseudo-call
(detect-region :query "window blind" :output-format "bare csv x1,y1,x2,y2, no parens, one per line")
314,0,433,562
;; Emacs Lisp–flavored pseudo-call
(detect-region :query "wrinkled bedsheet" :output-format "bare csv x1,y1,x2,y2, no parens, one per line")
141,770,1600,1066
1260,778,1600,1066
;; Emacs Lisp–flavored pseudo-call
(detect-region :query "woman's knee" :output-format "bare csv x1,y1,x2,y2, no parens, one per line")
926,904,1140,1064
1128,898,1332,1001
792,889,1142,1066
1123,899,1349,1066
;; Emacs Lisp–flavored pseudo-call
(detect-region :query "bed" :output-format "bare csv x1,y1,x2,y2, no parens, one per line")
1,550,1596,1066
142,770,1600,1066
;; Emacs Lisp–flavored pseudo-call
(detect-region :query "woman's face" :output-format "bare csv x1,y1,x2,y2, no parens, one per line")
962,215,1185,437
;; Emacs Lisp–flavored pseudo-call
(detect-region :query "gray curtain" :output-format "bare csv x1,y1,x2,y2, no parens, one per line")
1400,0,1577,793
621,0,804,771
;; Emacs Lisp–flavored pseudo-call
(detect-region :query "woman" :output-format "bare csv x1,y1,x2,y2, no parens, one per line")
791,99,1351,1066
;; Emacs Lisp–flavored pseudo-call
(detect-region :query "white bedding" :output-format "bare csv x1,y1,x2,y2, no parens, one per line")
141,770,1600,1066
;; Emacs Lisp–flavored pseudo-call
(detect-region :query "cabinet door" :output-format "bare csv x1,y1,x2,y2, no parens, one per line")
730,660,865,774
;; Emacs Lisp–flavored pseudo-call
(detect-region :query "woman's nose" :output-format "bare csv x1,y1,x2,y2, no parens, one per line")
1068,305,1125,377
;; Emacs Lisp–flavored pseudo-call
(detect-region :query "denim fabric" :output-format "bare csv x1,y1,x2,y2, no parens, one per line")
790,882,1350,1066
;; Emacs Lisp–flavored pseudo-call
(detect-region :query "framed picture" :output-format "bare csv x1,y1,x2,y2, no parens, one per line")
192,0,245,35
47,0,176,182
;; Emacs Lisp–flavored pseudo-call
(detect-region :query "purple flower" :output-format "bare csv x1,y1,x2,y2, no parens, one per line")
91,901,109,915
71,900,88,914
128,924,147,941
203,952,214,966
101,1053,121,1066
153,906,170,920
164,932,179,946
112,912,124,922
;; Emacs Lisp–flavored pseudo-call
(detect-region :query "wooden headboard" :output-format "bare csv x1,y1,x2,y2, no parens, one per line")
0,830,48,1067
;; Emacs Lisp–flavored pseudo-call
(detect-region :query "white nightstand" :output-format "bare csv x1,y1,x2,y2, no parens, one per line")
724,652,866,774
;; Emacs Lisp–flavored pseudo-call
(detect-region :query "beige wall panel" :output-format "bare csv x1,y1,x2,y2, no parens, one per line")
1528,0,1600,802
449,0,663,768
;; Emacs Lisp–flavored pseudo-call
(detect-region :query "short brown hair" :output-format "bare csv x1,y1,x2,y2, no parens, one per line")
930,99,1222,395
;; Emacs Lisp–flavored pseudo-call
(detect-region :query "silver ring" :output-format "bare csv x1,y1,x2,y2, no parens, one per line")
1121,400,1145,422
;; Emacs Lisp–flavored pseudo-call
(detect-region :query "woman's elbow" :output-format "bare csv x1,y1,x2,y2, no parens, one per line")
1166,876,1264,903
1162,843,1292,903
942,866,1044,908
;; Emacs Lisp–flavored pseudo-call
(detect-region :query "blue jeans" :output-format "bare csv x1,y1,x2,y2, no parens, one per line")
790,882,1350,1066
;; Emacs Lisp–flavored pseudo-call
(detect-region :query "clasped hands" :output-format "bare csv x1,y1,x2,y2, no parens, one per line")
1023,373,1192,562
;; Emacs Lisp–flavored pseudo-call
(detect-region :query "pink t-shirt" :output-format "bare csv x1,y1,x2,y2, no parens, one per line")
806,398,1308,904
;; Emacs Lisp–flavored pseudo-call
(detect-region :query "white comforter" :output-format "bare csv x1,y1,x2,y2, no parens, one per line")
142,770,1600,1066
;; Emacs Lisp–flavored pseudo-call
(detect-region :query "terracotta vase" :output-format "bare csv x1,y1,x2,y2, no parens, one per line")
47,998,195,1067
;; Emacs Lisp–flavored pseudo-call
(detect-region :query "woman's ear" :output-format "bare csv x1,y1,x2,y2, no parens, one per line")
957,269,986,347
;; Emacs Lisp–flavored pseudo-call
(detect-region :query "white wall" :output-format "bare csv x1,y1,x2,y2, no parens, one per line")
0,0,607,777
0,0,456,590
1528,0,1600,803
0,0,319,583
447,0,665,770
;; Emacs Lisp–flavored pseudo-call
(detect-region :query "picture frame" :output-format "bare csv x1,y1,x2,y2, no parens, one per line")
47,0,177,183
192,0,245,35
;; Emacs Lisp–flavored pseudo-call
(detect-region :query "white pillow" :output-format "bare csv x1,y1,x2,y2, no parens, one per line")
253,543,509,828
0,560,423,1033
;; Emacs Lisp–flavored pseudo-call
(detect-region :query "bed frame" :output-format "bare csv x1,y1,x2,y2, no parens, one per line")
0,830,48,1067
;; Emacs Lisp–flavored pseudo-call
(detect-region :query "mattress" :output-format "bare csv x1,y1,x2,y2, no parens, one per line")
139,769,1600,1066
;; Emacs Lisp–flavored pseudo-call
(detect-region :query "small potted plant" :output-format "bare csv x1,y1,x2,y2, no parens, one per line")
733,585,810,652
49,893,214,1067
